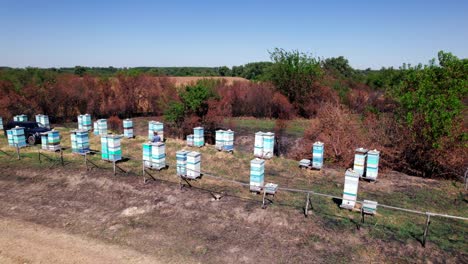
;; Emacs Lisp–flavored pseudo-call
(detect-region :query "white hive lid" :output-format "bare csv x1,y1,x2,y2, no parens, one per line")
355,147,368,153
368,149,380,155
314,141,324,146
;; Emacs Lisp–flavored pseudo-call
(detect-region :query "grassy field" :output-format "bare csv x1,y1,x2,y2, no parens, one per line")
0,126,467,259
224,117,312,136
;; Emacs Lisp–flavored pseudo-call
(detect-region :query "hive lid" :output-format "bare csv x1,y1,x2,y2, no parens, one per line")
313,141,324,146
251,158,265,164
355,147,368,153
255,131,264,135
187,151,201,157
367,149,380,155
151,142,165,147
264,132,274,136
194,126,203,129
345,168,360,177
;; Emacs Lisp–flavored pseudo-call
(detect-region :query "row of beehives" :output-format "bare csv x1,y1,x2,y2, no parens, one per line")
7,114,51,128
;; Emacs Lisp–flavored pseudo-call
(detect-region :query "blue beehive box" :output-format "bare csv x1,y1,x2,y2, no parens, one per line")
101,135,122,161
41,134,48,149
97,119,107,135
8,127,27,147
193,127,204,147
223,130,234,152
14,114,28,122
148,121,164,141
366,149,380,181
123,119,133,138
0,117,3,130
71,129,90,154
176,150,189,176
312,141,324,169
250,158,265,192
262,132,274,159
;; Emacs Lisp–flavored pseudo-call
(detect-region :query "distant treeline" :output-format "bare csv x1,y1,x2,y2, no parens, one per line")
0,60,401,90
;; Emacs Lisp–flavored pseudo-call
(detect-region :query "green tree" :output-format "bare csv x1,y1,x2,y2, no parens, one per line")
180,84,216,117
74,66,87,77
322,56,354,78
394,51,468,148
268,48,322,115
217,66,231,76
164,101,186,138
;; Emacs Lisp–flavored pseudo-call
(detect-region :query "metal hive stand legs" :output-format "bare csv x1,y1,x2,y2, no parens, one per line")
422,213,431,247
84,152,99,171
38,148,64,169
113,160,127,176
304,192,313,217
142,161,157,184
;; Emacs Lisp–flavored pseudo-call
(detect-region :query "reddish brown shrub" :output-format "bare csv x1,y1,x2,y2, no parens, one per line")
108,115,122,133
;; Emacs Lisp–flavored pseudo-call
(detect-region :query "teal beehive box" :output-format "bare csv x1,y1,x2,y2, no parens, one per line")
366,149,380,181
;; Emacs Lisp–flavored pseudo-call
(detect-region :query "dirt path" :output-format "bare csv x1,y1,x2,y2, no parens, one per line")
0,218,168,264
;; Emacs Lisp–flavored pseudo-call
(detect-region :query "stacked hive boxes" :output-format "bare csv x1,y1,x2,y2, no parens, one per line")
215,130,225,150
0,117,3,130
14,114,28,122
41,130,61,151
142,142,166,169
262,132,274,159
176,150,189,176
250,158,265,192
101,135,122,161
254,132,264,157
7,127,27,147
78,114,92,131
312,141,324,169
151,142,166,169
223,130,234,151
71,129,90,154
193,127,204,147
35,114,50,128
148,121,164,141
353,148,368,177
123,119,133,138
365,150,380,181
97,119,107,135
341,169,360,209
186,134,194,146
186,151,201,179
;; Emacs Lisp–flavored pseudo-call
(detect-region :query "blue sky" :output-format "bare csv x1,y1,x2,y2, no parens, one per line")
1,0,467,69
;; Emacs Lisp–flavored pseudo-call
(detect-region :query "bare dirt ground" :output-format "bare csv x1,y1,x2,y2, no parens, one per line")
0,165,464,263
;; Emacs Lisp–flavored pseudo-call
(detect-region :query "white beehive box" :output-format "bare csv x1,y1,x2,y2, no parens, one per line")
341,168,360,209
353,148,368,177
186,151,201,179
254,132,264,158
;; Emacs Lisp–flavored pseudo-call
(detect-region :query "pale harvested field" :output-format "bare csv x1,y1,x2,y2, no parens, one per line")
167,76,249,86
